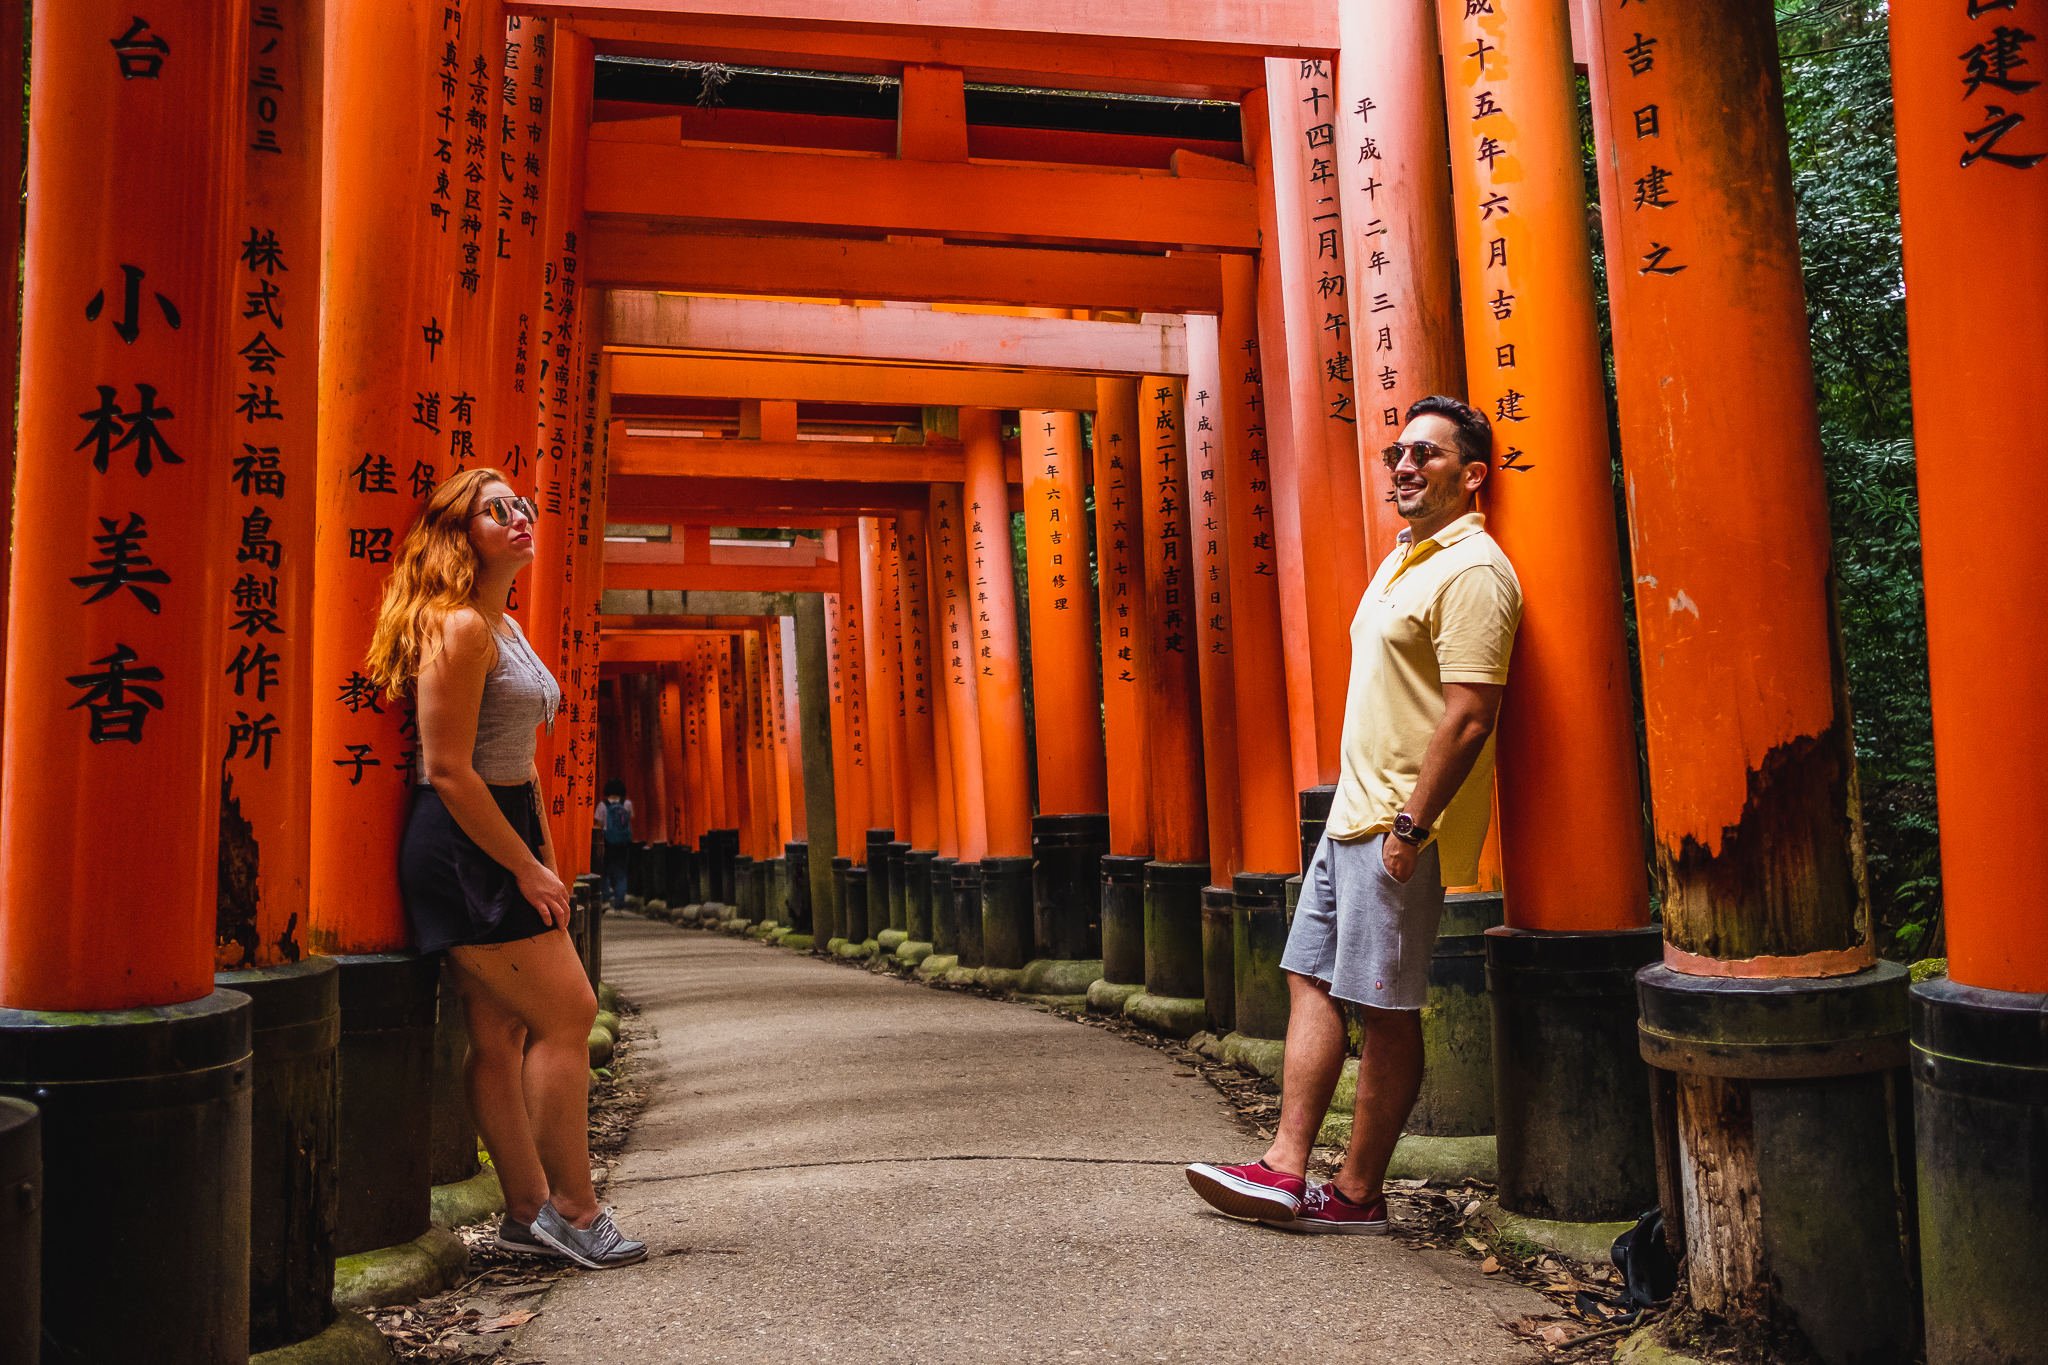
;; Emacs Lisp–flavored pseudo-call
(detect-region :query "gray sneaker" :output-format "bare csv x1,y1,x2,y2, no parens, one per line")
531,1202,647,1270
493,1214,566,1258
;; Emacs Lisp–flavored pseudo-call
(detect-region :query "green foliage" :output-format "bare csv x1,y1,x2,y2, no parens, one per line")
1777,2,1942,956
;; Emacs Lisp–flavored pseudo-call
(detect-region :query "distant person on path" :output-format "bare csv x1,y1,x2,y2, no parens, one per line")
597,779,635,907
373,468,646,1270
1186,396,1523,1234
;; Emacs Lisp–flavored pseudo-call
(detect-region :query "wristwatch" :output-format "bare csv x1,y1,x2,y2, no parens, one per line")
1392,812,1429,846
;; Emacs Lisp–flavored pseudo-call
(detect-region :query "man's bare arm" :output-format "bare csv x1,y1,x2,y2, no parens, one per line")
1382,681,1503,882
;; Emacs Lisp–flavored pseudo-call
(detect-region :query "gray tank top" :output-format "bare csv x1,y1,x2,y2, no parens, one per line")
426,622,561,785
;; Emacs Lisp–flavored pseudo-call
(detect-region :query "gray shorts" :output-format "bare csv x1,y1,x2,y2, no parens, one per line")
1280,832,1445,1010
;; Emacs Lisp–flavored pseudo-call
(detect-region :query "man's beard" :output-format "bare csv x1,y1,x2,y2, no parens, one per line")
1397,476,1460,522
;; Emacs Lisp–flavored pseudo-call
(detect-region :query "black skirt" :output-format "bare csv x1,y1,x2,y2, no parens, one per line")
399,782,556,954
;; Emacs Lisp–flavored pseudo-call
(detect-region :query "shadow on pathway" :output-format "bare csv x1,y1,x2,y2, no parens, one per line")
518,915,1546,1364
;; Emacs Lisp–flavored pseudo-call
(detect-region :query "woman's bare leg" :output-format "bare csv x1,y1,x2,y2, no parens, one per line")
452,974,547,1222
448,930,601,1225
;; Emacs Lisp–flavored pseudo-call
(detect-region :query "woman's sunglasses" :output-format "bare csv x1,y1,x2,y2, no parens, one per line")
470,495,538,527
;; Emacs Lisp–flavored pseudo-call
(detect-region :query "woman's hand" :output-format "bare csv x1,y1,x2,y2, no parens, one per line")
517,859,573,928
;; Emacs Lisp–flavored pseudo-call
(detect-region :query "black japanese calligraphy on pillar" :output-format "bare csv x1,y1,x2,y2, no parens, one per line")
1187,381,1231,658
1296,60,1364,430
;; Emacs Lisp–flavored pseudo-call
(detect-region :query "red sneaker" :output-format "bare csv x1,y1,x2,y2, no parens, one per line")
1185,1160,1307,1222
1269,1182,1390,1235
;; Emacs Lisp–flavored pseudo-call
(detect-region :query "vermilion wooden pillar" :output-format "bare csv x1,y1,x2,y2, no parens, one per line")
682,646,706,848
1215,258,1297,878
700,643,729,835
489,15,551,500
1248,72,1369,786
1891,12,2048,1359
3,7,237,998
1140,379,1209,867
1022,410,1109,816
858,517,899,835
963,410,1031,858
1891,10,2048,996
881,521,915,836
526,27,589,868
658,662,686,843
639,671,669,852
930,484,987,861
895,509,942,850
835,525,875,857
1091,378,1152,858
0,0,22,757
310,0,485,954
771,621,800,843
1337,0,1464,559
1184,327,1244,882
0,9,245,1355
1437,0,1646,934
1584,3,1910,1349
215,0,322,974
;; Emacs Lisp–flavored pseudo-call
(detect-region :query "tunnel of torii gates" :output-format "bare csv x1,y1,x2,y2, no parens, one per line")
0,0,2035,1362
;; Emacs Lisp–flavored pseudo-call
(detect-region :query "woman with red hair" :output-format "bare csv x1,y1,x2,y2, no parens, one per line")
368,469,645,1270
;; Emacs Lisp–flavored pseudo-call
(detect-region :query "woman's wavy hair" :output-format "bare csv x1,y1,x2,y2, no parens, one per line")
365,468,509,699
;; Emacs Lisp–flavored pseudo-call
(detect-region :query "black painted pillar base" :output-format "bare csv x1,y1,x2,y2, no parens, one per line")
1032,814,1110,962
741,859,765,925
716,829,741,905
828,857,852,943
333,952,439,1258
745,859,769,927
1640,962,1916,1364
427,961,477,1188
215,956,340,1354
980,856,1036,970
930,857,959,954
1232,872,1292,1041
697,833,717,904
785,842,811,933
1912,976,2045,1365
843,867,871,945
1100,854,1149,986
1486,927,1659,1223
0,1096,37,1365
1298,785,1336,876
886,841,912,935
645,841,670,904
577,875,606,991
905,850,936,942
0,989,253,1365
953,862,986,968
1410,892,1503,1138
1144,861,1210,1001
863,830,894,944
1201,886,1236,1034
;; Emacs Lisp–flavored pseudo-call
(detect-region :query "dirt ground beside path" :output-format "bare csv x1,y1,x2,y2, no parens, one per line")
508,915,1552,1364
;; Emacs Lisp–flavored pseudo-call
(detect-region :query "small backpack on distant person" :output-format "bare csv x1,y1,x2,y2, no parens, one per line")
603,798,631,845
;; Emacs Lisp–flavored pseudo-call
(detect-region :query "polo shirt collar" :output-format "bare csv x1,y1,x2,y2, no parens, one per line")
1423,511,1487,550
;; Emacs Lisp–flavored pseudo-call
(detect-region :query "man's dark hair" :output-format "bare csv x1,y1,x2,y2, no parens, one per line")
604,779,627,799
1404,395,1492,468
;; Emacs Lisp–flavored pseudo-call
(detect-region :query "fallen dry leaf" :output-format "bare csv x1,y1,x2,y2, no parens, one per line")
1540,1325,1570,1345
1481,1256,1500,1274
1462,1200,1482,1221
477,1311,537,1334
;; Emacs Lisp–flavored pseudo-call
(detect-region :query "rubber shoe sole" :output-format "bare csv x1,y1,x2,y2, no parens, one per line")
493,1232,566,1257
1262,1213,1390,1236
1185,1164,1301,1223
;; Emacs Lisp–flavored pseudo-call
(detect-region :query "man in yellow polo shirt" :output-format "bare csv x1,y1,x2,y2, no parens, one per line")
1187,395,1522,1234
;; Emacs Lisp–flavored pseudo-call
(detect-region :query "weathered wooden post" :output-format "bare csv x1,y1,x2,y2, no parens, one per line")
1582,2,1916,1356
1888,5,2048,1361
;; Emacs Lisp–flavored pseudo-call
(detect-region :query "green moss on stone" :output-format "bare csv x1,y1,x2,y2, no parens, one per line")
429,1165,505,1229
1087,978,1146,1014
1123,992,1207,1038
1020,959,1104,995
248,1308,393,1365
332,1226,468,1310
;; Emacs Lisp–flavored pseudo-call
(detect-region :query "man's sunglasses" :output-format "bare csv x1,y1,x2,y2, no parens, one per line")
1380,440,1461,471
470,495,538,527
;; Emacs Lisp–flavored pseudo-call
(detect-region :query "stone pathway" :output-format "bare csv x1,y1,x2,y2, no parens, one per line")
515,915,1547,1364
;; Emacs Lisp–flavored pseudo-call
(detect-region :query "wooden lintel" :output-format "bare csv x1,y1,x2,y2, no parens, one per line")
605,561,843,594
586,140,1258,252
607,473,935,517
587,228,1227,315
604,293,1187,374
607,353,1102,410
612,434,965,483
602,616,788,632
524,13,1294,99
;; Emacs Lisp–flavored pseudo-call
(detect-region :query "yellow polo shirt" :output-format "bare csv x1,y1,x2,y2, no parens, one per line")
1325,512,1522,886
